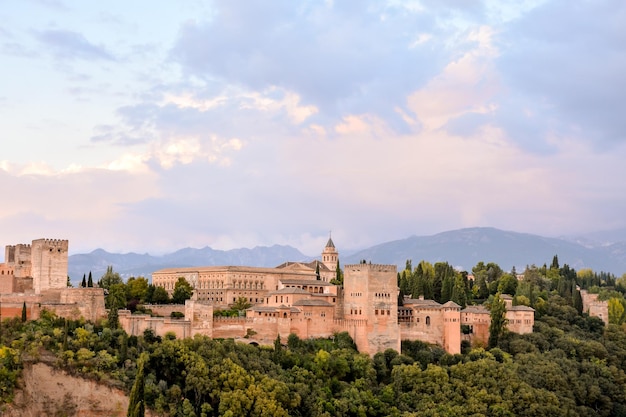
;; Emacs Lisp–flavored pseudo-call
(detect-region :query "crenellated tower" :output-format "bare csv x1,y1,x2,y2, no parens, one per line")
31,239,69,293
343,263,400,354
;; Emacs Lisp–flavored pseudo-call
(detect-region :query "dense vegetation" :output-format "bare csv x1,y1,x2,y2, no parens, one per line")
1,257,626,416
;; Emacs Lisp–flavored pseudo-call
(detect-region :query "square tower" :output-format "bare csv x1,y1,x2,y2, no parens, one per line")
31,239,69,293
344,263,400,354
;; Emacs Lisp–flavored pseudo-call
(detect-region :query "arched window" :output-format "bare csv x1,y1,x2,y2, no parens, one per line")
426,316,431,325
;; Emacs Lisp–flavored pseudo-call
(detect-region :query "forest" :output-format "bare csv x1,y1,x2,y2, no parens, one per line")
2,256,626,416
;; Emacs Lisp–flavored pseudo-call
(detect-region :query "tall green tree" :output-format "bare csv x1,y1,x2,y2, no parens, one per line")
81,274,87,288
21,302,27,322
107,283,128,310
87,271,94,287
127,353,148,417
99,266,122,290
151,286,170,304
488,293,508,348
608,298,625,325
497,273,518,295
127,277,150,303
451,274,467,308
172,277,194,304
331,260,344,286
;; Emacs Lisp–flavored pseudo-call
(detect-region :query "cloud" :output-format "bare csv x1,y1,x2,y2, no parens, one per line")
496,0,626,146
171,0,451,125
34,29,115,61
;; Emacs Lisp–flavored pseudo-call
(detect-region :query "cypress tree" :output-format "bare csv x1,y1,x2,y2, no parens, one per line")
488,293,508,348
128,353,147,417
81,274,87,288
315,262,321,280
21,302,27,322
87,271,94,287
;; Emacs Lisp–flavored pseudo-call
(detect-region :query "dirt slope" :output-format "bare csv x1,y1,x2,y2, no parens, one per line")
1,362,156,417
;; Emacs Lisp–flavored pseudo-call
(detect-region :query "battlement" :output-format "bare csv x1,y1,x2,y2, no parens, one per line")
32,239,69,249
345,264,397,272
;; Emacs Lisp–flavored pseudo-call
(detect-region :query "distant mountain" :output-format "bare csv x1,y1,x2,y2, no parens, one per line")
68,245,308,283
69,227,626,284
562,227,626,248
343,227,626,275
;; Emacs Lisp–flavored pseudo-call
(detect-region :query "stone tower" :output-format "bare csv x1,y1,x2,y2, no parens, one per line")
442,301,462,354
343,263,400,354
30,239,69,294
322,236,338,268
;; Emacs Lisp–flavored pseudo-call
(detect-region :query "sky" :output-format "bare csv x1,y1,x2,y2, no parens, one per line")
1,0,625,257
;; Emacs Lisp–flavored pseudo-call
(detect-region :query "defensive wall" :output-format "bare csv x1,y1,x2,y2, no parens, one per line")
580,289,609,325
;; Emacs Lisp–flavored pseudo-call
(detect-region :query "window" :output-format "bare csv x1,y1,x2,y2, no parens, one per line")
426,316,431,325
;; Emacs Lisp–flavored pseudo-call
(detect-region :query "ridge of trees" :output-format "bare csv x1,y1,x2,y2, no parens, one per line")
2,258,626,415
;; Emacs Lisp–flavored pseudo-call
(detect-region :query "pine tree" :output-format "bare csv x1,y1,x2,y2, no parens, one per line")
127,353,147,417
87,271,93,287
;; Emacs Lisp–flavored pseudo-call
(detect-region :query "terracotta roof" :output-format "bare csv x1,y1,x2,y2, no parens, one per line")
249,305,299,313
508,305,535,311
279,279,334,286
293,299,334,307
268,287,310,295
442,301,461,308
403,298,441,307
461,305,489,314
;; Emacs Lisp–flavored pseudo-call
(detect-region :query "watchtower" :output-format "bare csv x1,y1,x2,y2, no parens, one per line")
31,239,69,294
343,262,400,353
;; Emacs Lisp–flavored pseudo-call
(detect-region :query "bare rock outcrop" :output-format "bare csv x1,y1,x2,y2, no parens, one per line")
2,362,155,417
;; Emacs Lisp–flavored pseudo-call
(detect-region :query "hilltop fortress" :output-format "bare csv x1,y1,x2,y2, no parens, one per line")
0,239,104,322
145,238,536,355
1,237,608,356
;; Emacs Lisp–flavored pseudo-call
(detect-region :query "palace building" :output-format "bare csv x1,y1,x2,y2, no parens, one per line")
145,238,536,355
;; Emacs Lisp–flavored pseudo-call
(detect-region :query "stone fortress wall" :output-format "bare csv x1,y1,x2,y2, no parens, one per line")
1,237,608,357
0,238,105,322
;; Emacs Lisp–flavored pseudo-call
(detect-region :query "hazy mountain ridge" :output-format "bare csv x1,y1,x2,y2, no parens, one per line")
68,227,626,282
343,227,624,274
68,245,308,282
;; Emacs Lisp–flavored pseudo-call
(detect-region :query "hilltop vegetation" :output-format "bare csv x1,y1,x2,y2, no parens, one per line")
3,257,626,416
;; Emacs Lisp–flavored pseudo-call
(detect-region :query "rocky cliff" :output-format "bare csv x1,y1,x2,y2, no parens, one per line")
1,362,155,417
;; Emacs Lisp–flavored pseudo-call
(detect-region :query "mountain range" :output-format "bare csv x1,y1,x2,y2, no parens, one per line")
68,227,626,283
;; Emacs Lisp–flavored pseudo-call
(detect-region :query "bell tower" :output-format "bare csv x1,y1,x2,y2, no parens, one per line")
321,235,338,271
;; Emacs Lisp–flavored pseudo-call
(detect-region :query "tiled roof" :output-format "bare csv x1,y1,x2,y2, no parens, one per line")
403,298,441,307
268,287,310,295
293,299,334,307
508,305,535,311
279,279,334,286
461,305,489,314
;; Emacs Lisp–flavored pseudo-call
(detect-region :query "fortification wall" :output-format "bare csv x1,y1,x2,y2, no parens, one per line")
0,293,41,320
145,304,186,317
12,244,32,279
118,310,192,339
0,274,14,294
185,301,214,337
580,289,609,324
212,316,249,339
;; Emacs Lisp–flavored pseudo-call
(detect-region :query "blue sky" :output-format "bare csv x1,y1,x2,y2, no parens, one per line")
1,0,625,256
